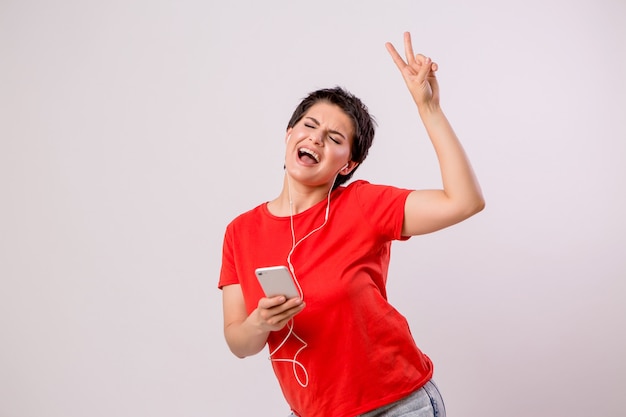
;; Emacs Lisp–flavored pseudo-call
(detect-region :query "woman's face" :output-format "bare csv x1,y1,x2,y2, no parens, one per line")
284,101,356,187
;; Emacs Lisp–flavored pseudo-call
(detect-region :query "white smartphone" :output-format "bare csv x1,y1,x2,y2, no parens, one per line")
255,266,300,299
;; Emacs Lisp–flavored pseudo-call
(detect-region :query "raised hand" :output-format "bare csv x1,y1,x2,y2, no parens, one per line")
385,32,440,110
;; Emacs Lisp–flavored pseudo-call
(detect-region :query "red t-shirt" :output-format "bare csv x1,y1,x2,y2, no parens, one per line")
219,180,433,417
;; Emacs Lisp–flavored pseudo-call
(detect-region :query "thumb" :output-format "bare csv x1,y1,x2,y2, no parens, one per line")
258,296,286,309
427,62,440,99
416,56,432,83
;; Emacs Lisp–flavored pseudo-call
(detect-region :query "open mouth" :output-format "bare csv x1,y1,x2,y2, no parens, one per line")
298,147,320,164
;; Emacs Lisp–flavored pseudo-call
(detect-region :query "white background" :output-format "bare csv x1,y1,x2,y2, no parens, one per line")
1,0,625,416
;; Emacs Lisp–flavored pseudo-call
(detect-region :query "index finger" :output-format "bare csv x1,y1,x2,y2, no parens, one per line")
385,41,407,72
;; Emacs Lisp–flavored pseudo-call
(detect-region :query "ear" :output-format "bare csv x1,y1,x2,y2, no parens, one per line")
341,161,358,175
285,128,293,144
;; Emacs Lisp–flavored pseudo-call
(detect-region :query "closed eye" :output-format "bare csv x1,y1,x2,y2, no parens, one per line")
303,117,346,144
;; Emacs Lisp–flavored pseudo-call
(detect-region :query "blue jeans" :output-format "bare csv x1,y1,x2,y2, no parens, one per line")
288,379,446,417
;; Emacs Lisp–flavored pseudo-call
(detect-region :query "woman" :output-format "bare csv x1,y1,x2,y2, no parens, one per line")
219,32,484,417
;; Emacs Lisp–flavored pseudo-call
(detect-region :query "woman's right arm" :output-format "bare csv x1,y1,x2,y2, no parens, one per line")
222,284,306,358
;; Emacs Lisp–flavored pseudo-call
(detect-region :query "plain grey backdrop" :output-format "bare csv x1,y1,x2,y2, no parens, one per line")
1,0,624,416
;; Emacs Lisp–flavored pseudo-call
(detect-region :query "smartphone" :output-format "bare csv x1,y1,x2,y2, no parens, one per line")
255,266,300,299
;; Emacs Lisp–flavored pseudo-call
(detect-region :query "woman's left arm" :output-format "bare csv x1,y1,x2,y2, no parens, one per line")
386,32,485,236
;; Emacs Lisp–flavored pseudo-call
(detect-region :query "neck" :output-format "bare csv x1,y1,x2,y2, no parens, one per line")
268,174,334,216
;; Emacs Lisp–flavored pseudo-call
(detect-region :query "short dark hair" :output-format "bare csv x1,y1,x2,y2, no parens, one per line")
287,86,376,188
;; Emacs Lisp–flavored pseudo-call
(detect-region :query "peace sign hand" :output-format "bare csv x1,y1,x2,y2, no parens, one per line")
386,32,440,111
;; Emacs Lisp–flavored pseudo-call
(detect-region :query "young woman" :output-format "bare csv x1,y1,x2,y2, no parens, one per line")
219,32,484,417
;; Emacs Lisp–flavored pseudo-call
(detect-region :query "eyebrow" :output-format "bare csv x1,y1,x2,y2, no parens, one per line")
305,117,347,141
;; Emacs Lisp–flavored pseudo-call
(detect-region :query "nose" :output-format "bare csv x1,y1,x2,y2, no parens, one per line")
309,131,324,146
